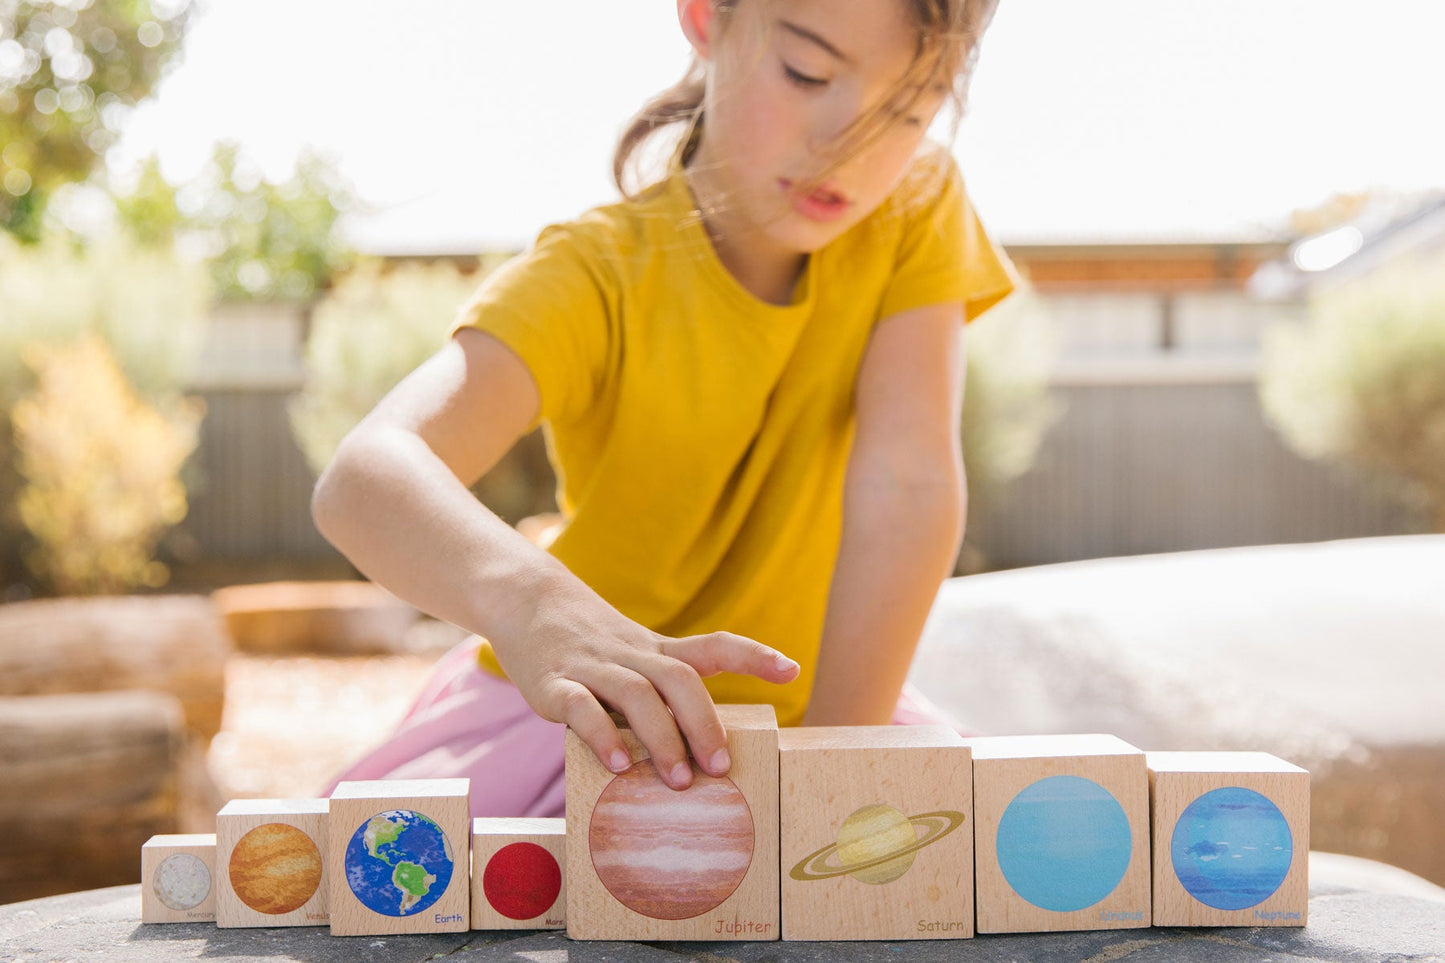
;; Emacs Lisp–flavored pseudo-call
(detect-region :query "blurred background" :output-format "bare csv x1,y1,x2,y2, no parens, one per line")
2,0,1443,904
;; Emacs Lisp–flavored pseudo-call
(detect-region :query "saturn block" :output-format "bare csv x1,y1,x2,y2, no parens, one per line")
969,734,1151,934
779,726,973,941
471,817,566,930
565,704,780,941
141,834,217,923
215,799,329,928
1148,751,1310,927
327,778,470,935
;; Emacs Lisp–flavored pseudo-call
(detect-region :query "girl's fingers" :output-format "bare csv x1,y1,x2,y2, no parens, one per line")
660,632,800,683
590,665,694,790
634,654,731,778
543,679,632,776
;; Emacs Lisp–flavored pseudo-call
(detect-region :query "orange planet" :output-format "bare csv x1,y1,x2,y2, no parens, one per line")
229,823,323,915
589,758,754,920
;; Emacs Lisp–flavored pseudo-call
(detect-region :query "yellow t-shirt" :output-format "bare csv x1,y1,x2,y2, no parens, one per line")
453,147,1014,726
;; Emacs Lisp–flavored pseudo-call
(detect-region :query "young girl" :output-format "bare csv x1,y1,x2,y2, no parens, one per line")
314,0,1013,817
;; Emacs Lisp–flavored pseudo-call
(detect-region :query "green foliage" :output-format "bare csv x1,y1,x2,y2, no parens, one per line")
11,334,203,594
962,287,1061,519
1260,255,1445,530
0,0,190,241
0,229,210,591
289,259,483,475
113,142,355,300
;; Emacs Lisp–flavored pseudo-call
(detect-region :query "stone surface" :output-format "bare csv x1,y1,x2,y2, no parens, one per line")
2,853,1441,961
909,535,1445,887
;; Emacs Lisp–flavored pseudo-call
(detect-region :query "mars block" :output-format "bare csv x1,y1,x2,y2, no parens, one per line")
328,778,470,935
779,726,973,941
1148,751,1310,927
969,734,1151,934
565,704,780,941
215,798,329,928
141,834,217,923
471,817,566,930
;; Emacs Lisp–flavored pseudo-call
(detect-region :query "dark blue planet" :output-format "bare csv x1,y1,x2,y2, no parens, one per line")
1171,786,1292,910
995,775,1133,912
344,809,454,917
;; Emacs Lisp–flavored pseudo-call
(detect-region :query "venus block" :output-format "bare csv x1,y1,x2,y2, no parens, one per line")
565,704,780,941
141,834,218,923
215,798,329,928
969,734,1151,934
1148,751,1310,927
779,726,974,941
471,817,566,930
327,778,470,935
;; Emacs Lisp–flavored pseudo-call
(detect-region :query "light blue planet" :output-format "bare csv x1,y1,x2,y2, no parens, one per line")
996,775,1133,912
1171,786,1292,910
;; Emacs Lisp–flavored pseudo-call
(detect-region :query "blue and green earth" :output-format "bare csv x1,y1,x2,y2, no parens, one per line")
344,809,454,917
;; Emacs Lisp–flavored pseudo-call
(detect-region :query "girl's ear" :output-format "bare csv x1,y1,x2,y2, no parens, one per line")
677,0,716,59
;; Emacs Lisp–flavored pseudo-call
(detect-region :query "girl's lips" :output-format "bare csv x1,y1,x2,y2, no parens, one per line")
780,179,852,222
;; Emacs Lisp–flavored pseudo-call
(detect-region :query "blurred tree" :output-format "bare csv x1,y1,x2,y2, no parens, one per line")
114,142,355,300
1260,254,1445,532
0,0,190,241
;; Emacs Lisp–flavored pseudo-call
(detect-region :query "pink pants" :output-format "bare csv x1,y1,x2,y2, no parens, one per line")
323,640,966,818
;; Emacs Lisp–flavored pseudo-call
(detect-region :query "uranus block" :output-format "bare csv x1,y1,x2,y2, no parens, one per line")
327,778,470,935
565,704,780,941
215,798,329,928
1147,751,1309,927
471,817,566,930
968,734,1151,934
779,725,973,941
141,834,217,924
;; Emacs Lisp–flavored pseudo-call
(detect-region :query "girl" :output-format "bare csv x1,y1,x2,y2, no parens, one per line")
314,0,1013,817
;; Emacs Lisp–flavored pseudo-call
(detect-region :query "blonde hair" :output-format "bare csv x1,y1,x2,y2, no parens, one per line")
613,0,1000,199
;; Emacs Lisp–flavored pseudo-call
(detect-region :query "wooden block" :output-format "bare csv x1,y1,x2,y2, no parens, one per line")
565,704,780,941
215,798,329,927
327,779,470,935
471,817,566,930
141,834,217,923
1148,751,1310,927
779,726,973,941
969,734,1151,933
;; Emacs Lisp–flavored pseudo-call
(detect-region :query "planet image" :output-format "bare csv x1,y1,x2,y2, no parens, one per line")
228,823,322,915
154,852,211,911
1171,786,1293,911
344,809,455,917
995,775,1133,912
589,758,754,920
483,842,562,921
790,804,966,885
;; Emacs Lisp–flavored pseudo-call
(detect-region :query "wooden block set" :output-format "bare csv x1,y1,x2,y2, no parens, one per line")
143,705,1309,941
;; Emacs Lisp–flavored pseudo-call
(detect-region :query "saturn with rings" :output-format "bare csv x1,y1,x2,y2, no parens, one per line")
790,803,967,885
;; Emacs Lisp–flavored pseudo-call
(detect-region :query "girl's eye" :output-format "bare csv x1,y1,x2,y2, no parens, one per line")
783,64,828,88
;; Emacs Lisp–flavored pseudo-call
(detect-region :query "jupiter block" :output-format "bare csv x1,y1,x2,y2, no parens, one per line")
969,734,1151,934
471,817,566,930
565,704,780,941
780,726,973,941
328,779,470,935
215,799,329,928
141,834,217,923
1148,752,1310,927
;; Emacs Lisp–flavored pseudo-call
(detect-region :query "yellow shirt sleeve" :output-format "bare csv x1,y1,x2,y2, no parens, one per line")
877,151,1017,323
451,221,616,427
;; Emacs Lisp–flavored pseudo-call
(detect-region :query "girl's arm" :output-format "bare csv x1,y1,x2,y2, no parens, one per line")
801,303,968,726
312,328,797,787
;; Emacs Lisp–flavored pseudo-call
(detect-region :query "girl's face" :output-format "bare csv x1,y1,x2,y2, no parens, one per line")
687,0,947,255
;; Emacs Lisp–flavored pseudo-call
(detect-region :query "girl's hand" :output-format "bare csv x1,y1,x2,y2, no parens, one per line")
490,590,799,790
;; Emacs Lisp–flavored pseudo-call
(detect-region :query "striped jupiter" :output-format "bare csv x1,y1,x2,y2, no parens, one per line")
589,759,755,920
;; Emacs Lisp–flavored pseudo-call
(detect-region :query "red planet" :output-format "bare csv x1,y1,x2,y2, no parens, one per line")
483,842,562,921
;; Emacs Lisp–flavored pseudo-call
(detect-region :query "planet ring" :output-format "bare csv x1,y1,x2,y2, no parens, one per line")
789,810,966,881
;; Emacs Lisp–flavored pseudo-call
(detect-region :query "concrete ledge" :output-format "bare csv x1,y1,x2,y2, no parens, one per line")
3,853,1441,961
